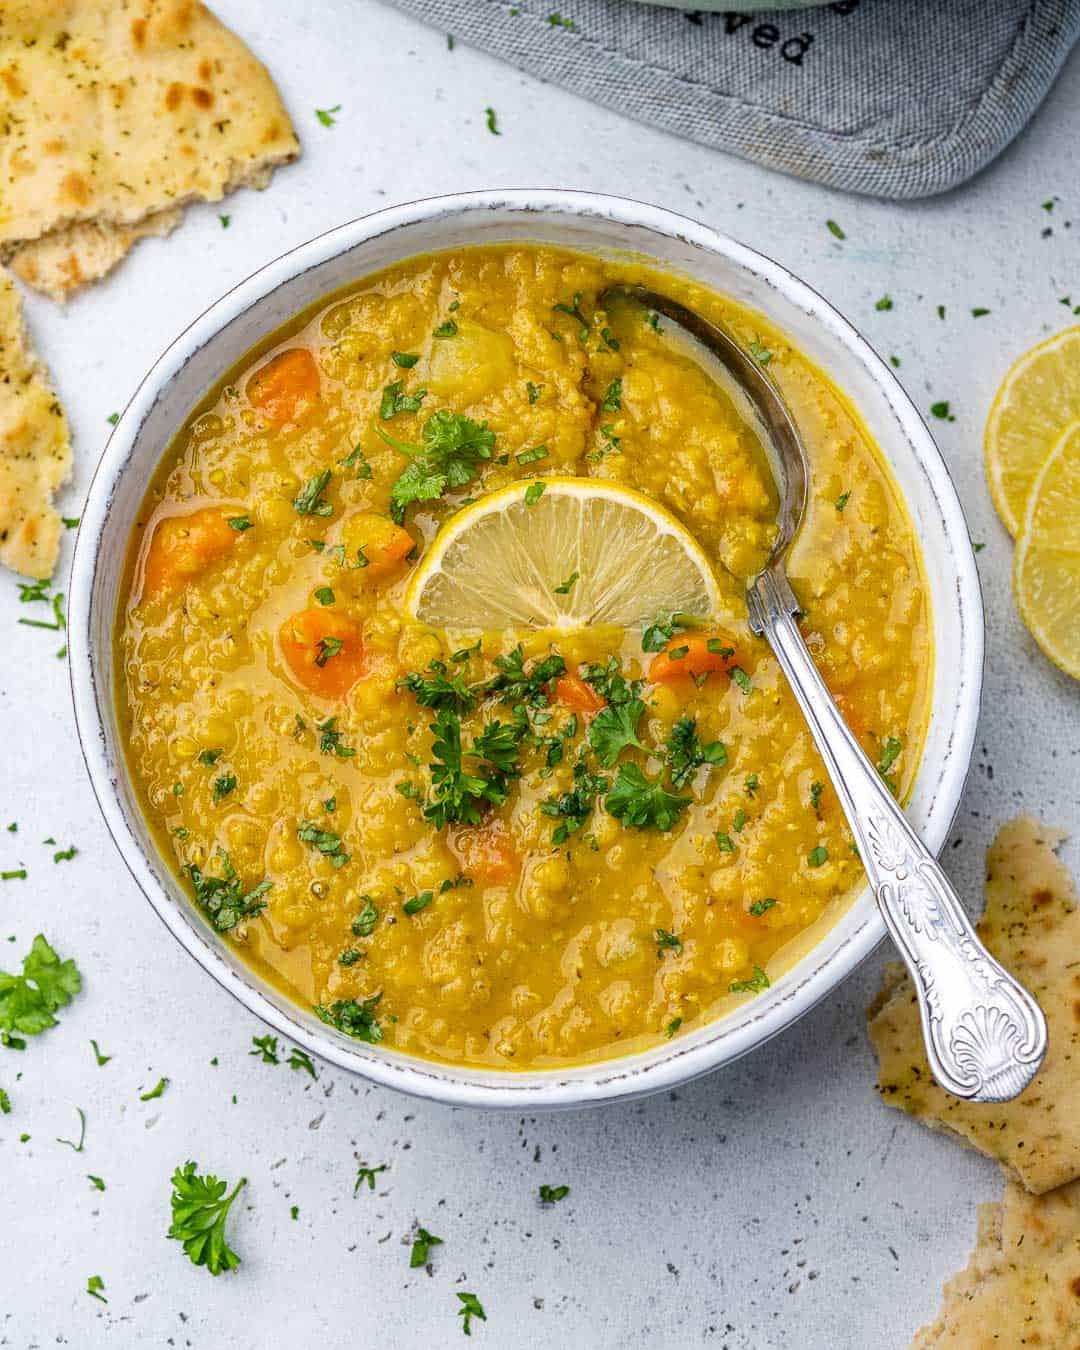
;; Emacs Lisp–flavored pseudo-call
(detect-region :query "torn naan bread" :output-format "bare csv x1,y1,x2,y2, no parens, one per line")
911,1178,1080,1348
0,0,298,300
0,271,72,577
869,815,1080,1194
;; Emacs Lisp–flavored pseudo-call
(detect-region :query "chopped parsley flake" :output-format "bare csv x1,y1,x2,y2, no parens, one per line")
410,1225,443,1267
297,821,350,869
293,468,333,517
807,846,829,867
826,219,846,240
317,995,382,1043
457,1292,487,1335
748,338,772,365
524,481,546,505
392,351,420,368
315,104,341,127
749,897,777,917
484,106,501,135
539,1183,570,1202
606,763,690,831
380,380,426,420
354,1162,388,1194
183,850,271,931
140,1077,168,1101
250,1034,280,1064
728,966,771,994
835,490,851,512
0,934,81,1045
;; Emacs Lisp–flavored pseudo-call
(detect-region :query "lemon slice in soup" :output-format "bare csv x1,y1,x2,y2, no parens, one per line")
405,477,721,632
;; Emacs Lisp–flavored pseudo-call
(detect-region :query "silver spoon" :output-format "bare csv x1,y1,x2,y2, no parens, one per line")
602,284,1047,1103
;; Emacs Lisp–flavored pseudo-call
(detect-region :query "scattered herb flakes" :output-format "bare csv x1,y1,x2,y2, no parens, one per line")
315,104,341,127
526,381,543,404
339,444,374,479
227,514,252,532
140,1077,169,1101
930,401,955,422
875,295,893,311
1,869,26,881
56,1106,86,1152
745,773,760,796
392,351,420,368
457,1292,487,1336
539,1183,570,1203
835,490,851,512
290,1205,299,1220
749,897,777,917
524,481,546,506
87,1174,105,1191
973,541,986,553
167,1162,246,1275
317,716,356,759
198,748,224,766
606,763,689,831
316,994,383,1043
665,1017,682,1038
665,714,727,789
484,106,501,135
937,305,946,320
971,307,990,318
0,1088,10,1114
354,1162,388,1194
733,808,748,833
0,934,81,1046
250,1033,280,1064
106,412,119,426
62,516,80,529
714,831,735,853
807,845,829,867
826,219,846,240
212,774,237,803
86,1274,107,1303
810,780,824,815
516,444,549,466
728,966,771,994
601,377,622,412
548,11,576,27
410,1225,444,1267
889,355,901,368
218,213,230,229
313,586,336,608
553,292,590,340
877,736,902,791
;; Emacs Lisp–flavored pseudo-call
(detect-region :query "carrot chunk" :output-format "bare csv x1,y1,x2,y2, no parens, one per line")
141,507,238,597
449,821,519,883
246,348,320,423
341,512,415,579
648,631,745,683
552,669,605,714
278,607,367,699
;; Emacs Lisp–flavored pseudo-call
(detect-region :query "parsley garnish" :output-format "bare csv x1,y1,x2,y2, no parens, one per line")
287,1047,317,1079
875,295,893,311
183,849,271,930
548,11,576,28
553,292,590,340
250,1034,280,1064
351,897,379,937
835,490,851,512
90,1039,111,1066
665,715,727,788
826,219,846,240
293,469,333,517
483,645,566,706
380,380,426,420
877,736,902,792
317,716,356,758
749,897,777,917
516,444,548,465
0,934,81,1045
808,846,829,867
354,1163,387,1194
87,1274,107,1303
588,699,648,767
748,338,772,365
457,1292,487,1336
524,481,546,505
314,585,335,606
655,928,682,957
421,708,516,828
392,351,420,368
810,781,824,814
730,666,752,695
198,748,224,766
540,757,608,844
315,104,341,127
56,1105,86,1152
539,1183,570,1202
399,660,476,712
140,1077,168,1101
714,831,735,853
377,409,495,521
733,809,748,832
227,515,252,531
212,774,237,803
433,319,459,338
666,1018,682,1038
728,966,770,994
484,106,501,135
339,444,374,478
410,1225,443,1267
297,821,350,869
930,401,955,422
403,890,433,916
606,763,690,831
167,1162,246,1275
601,377,622,412
526,381,543,404
316,994,383,1043
315,634,344,667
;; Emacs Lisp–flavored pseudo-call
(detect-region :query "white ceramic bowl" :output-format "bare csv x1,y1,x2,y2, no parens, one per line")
69,190,983,1110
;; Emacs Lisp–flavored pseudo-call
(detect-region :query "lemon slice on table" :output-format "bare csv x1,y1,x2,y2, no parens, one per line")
405,477,721,631
985,326,1080,536
1013,419,1080,679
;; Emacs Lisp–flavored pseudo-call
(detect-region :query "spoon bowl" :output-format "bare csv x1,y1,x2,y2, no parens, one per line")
603,283,1048,1104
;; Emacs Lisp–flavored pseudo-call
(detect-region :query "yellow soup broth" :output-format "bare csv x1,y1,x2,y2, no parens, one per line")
118,244,932,1069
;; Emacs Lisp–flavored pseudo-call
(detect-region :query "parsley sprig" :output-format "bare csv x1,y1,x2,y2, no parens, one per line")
167,1162,246,1276
377,409,495,521
0,935,81,1046
183,850,271,931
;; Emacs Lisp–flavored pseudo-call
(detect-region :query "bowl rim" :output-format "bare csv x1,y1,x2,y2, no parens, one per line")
68,188,984,1110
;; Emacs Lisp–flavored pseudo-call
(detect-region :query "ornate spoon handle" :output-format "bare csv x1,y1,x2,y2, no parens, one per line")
747,567,1047,1103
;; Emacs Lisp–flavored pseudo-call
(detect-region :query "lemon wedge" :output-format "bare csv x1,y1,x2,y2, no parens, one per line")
985,326,1080,536
1013,419,1080,679
405,477,722,632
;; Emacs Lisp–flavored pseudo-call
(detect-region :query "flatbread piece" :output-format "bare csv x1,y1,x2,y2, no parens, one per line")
912,1178,1080,1348
869,814,1080,1195
0,0,299,299
0,269,72,577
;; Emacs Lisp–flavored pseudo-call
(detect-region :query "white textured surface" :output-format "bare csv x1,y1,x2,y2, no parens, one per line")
1,4,1077,1346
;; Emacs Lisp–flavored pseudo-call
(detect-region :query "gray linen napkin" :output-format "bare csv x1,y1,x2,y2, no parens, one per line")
384,0,1080,198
